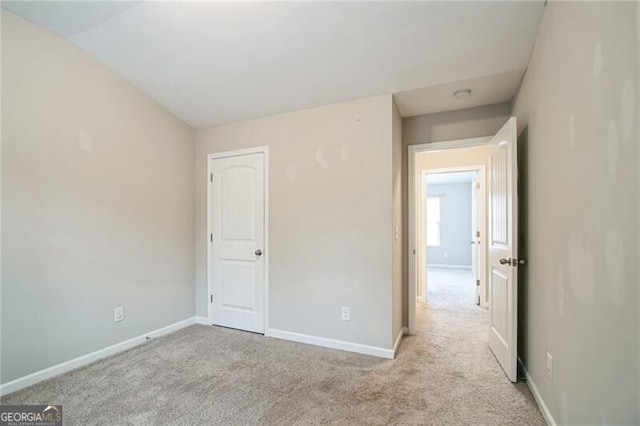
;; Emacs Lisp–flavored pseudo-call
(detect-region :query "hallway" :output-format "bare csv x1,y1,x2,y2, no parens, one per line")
424,267,480,313
399,266,544,424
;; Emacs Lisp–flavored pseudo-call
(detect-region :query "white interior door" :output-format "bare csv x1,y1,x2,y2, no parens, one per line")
210,152,265,333
488,117,519,382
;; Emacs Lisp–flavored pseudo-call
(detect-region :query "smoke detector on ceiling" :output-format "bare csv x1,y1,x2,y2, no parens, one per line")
453,89,472,99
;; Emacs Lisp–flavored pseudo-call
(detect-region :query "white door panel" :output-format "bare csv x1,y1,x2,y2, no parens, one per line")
488,117,518,382
210,152,265,333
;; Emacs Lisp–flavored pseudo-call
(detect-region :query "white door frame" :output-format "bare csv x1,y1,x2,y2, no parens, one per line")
206,146,270,333
408,137,490,335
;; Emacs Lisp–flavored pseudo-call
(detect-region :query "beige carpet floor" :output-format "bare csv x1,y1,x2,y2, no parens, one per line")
2,268,544,425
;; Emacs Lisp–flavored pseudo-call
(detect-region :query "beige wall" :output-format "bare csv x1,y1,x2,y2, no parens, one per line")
403,103,511,146
1,12,196,383
195,95,396,350
512,2,638,424
401,104,510,325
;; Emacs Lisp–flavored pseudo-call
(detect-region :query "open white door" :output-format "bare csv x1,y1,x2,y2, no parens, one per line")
209,151,265,334
488,117,520,382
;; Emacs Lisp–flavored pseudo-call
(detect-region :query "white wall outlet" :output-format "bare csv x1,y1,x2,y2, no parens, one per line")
546,353,553,378
341,306,350,321
114,306,124,323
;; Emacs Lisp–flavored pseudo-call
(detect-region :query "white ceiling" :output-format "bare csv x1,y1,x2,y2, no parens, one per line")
427,171,476,185
3,1,545,128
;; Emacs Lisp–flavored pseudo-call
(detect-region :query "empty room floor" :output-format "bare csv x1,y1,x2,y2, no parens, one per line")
1,271,543,425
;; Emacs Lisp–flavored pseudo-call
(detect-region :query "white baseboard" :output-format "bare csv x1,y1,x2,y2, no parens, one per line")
266,328,395,359
427,264,472,270
393,327,408,357
518,358,557,426
0,317,197,396
194,316,209,325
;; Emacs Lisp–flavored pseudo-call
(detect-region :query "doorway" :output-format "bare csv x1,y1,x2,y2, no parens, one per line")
207,147,269,334
409,137,492,336
408,117,520,382
422,167,486,308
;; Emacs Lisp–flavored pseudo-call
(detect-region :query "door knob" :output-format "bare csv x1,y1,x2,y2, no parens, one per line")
499,258,526,266
255,249,263,256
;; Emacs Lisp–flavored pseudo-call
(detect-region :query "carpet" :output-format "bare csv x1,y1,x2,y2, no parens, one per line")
1,267,544,425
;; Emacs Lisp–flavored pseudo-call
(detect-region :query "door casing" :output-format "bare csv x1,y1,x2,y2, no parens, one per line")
206,146,269,333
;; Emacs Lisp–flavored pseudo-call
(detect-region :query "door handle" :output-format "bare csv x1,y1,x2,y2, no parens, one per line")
499,258,526,266
255,249,263,256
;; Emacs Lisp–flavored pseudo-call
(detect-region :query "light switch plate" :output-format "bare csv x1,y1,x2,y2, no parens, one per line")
114,306,124,323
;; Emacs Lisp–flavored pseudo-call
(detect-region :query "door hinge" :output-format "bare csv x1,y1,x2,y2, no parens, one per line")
476,230,480,238
210,173,213,182
476,279,480,287
210,234,213,242
210,294,213,303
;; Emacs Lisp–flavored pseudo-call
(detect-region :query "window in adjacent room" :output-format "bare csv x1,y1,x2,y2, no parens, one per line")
426,197,441,247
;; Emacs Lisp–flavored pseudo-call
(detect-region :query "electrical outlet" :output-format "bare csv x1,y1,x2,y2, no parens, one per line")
341,306,350,321
114,306,124,323
546,353,553,378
